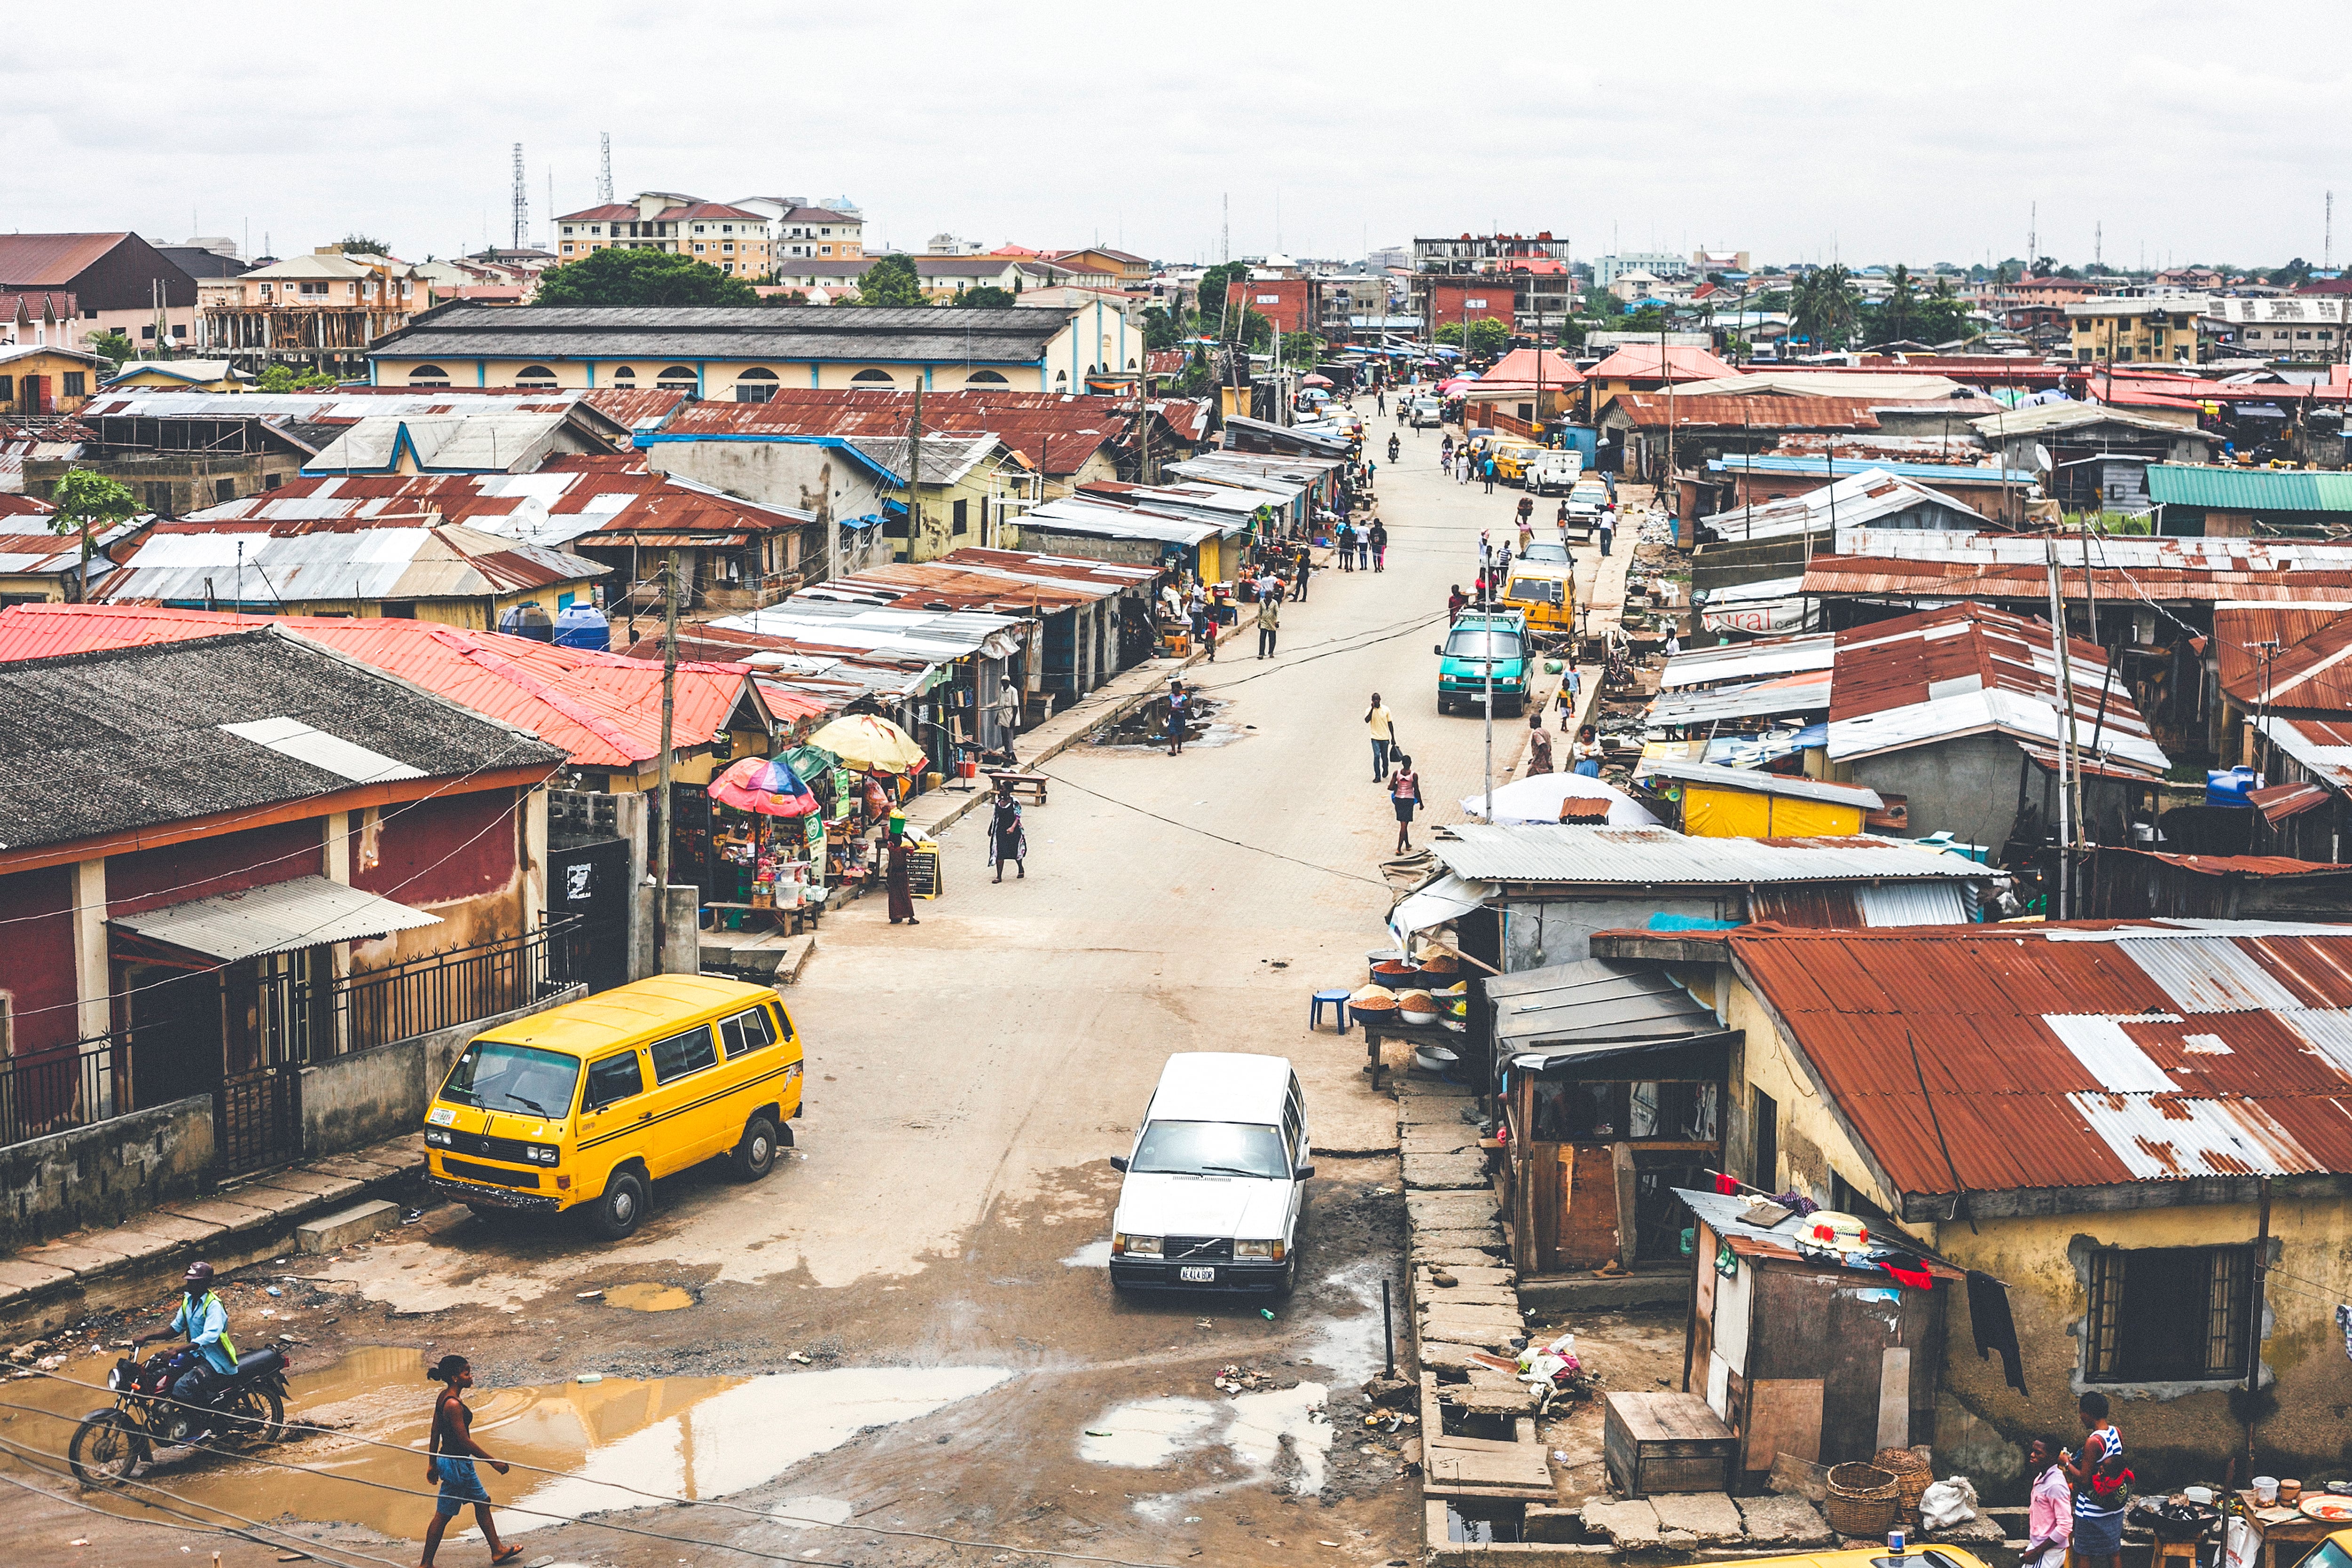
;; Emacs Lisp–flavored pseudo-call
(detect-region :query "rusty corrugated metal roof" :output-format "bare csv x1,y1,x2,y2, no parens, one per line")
1730,922,2352,1196
2214,604,2352,703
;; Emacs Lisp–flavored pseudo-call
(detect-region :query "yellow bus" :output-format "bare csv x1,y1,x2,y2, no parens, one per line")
423,975,804,1240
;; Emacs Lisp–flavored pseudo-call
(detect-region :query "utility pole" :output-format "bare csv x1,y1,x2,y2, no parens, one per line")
2044,537,2076,919
654,549,680,967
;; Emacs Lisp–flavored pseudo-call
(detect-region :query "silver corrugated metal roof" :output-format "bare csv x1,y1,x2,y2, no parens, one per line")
1637,759,1880,808
111,874,441,962
1023,498,1222,546
1855,880,1973,927
2064,1092,2312,1180
1431,824,1991,885
1491,958,1723,1057
95,522,605,604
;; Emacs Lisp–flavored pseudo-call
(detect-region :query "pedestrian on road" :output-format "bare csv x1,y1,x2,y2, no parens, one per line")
420,1354,520,1568
2061,1392,2126,1568
987,782,1028,881
1189,596,1213,660
1355,530,1371,570
1376,389,1385,414
1336,520,1357,570
1482,457,1497,494
1525,711,1555,775
1517,512,1534,554
1365,693,1395,780
1438,450,1452,480
1388,754,1422,854
1555,499,1571,535
1368,520,1388,572
1571,725,1602,778
1293,543,1312,602
1598,510,1615,557
885,816,921,925
1448,585,1468,623
1564,664,1582,711
995,682,1022,758
1167,681,1190,756
1256,593,1280,658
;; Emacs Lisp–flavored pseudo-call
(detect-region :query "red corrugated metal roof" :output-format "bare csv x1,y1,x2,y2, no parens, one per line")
1731,923,2352,1196
1806,556,2352,604
1584,344,1738,382
0,604,761,770
664,388,1187,476
2214,605,2352,703
1612,395,1884,431
2133,849,2342,875
2249,782,2334,823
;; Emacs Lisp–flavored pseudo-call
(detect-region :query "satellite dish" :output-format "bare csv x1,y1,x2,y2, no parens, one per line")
2031,443,2054,473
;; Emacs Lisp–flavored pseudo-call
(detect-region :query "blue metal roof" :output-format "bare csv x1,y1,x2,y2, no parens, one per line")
1707,455,2036,484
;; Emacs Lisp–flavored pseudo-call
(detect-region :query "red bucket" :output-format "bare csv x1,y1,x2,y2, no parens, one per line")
956,759,978,780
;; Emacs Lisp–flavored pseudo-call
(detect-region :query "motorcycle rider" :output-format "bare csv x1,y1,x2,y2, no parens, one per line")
1386,433,1400,463
134,1260,238,1439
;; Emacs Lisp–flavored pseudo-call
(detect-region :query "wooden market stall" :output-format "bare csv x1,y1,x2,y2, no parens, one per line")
1675,1185,1958,1490
1490,960,1739,1275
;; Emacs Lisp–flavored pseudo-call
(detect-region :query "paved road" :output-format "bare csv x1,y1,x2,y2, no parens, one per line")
13,413,1622,1568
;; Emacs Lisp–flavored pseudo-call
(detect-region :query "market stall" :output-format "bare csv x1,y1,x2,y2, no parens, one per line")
705,754,826,931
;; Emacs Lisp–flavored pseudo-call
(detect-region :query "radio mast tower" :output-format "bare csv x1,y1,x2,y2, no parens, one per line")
597,133,614,204
510,143,528,250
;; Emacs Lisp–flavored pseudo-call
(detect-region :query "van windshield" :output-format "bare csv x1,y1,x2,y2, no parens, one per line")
1132,1120,1290,1179
440,1042,580,1119
1445,628,1526,661
1507,576,1565,605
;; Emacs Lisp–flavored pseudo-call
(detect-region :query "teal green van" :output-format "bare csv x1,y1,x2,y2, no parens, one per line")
1435,610,1529,716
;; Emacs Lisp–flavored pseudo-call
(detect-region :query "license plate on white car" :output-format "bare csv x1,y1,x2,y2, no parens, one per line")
1179,1265,1216,1283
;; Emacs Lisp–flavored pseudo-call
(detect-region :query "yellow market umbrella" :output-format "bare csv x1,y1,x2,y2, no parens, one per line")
804,714,927,771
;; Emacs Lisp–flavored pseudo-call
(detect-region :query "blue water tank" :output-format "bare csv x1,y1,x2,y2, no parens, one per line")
553,603,612,651
2205,766,2262,808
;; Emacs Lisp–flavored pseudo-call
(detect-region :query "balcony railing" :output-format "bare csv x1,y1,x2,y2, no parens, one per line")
0,916,590,1151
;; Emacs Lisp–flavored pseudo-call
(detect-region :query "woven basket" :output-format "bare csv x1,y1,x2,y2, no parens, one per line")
1823,1463,1899,1539
1874,1447,1933,1526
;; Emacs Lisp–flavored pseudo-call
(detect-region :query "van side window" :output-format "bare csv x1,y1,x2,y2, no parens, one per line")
719,1006,778,1059
584,1052,644,1112
649,1025,719,1085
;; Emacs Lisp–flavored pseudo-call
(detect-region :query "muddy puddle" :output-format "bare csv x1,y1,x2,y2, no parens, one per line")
602,1282,694,1311
1,1346,1008,1544
1090,693,1241,749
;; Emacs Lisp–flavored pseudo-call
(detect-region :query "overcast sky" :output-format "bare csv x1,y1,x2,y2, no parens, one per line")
8,1,2346,274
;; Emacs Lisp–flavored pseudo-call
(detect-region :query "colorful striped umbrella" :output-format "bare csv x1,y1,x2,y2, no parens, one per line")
708,754,821,818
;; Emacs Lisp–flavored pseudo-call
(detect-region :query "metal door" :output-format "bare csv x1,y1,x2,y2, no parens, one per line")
548,836,630,995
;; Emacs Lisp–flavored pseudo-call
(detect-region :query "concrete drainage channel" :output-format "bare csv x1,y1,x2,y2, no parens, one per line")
1399,1077,2034,1565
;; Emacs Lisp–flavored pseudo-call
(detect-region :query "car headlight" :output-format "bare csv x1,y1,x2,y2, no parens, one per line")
1234,1239,1285,1261
526,1145,560,1165
1114,1234,1163,1258
425,1130,452,1148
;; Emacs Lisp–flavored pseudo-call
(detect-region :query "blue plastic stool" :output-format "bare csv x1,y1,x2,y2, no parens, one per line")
1310,989,1352,1034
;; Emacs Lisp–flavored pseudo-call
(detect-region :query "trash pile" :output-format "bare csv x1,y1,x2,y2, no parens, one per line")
1214,1364,1274,1394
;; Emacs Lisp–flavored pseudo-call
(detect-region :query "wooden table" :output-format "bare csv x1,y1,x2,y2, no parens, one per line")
1355,1016,1464,1090
2230,1494,2343,1568
704,901,819,935
983,771,1048,805
1604,1391,1736,1498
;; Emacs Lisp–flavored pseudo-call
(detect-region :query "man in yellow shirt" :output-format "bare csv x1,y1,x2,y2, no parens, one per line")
1365,693,1395,781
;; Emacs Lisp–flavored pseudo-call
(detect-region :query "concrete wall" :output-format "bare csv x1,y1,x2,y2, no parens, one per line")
299,986,586,1158
0,1094,215,1249
1843,731,2140,851
638,438,892,581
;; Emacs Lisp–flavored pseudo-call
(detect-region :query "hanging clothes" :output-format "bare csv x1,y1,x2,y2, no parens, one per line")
1967,1269,2028,1395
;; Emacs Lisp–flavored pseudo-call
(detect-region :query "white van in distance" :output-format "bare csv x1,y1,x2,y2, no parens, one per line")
1109,1053,1312,1295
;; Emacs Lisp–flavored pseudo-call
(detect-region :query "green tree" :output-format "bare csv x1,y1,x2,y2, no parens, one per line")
1790,264,1860,349
1618,304,1668,336
1557,319,1588,351
85,330,135,368
532,247,763,307
1463,318,1510,358
1281,332,1326,367
48,468,140,600
1140,304,1181,350
855,254,928,308
339,232,392,256
1882,263,1918,342
257,364,339,392
953,285,1018,310
1195,262,1250,336
1433,321,1464,345
760,288,810,307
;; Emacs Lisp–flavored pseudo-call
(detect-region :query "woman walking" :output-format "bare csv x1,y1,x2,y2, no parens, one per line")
987,781,1027,882
1388,754,1422,854
885,816,920,926
419,1354,520,1568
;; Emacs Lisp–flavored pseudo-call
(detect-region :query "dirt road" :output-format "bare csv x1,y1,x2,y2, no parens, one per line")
3,412,1573,1567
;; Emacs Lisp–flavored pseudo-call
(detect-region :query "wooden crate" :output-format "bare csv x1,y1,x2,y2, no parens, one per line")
1603,1391,1737,1497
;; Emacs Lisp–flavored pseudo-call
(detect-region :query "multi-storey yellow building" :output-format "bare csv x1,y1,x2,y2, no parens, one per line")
553,192,774,277
2065,295,2206,363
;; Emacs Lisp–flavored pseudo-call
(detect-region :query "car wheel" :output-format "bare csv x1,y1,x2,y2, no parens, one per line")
588,1167,649,1241
1274,1253,1298,1298
731,1116,779,1182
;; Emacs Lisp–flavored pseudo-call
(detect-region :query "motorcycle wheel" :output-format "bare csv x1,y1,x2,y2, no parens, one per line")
68,1410,141,1486
217,1383,286,1445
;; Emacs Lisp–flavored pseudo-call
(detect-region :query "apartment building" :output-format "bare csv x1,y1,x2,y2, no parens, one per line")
2064,294,2208,363
197,248,435,370
553,192,775,275
730,198,865,261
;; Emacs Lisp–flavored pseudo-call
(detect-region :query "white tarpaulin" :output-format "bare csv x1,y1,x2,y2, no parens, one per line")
1388,872,1496,948
1459,773,1664,828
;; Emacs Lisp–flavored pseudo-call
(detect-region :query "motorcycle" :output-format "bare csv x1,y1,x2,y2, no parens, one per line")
68,1345,291,1485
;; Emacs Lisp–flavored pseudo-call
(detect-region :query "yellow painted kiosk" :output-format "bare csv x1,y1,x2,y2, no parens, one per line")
1635,759,1882,839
